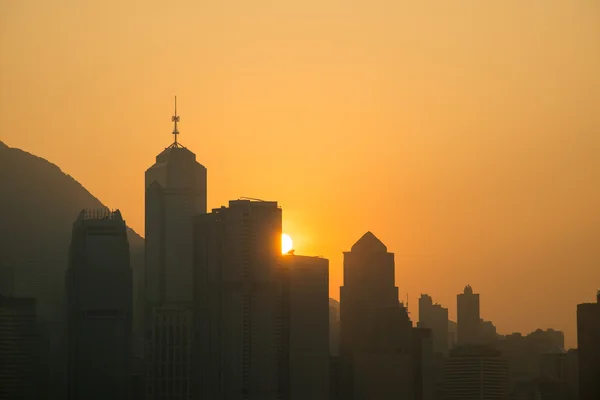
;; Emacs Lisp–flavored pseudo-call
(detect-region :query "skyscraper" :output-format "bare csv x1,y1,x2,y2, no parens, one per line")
194,199,285,400
282,254,330,400
457,285,481,346
576,291,600,400
339,231,413,400
144,99,207,400
0,295,40,400
66,209,132,400
418,294,449,355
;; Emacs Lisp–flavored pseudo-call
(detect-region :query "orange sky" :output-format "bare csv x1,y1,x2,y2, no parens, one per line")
1,0,599,347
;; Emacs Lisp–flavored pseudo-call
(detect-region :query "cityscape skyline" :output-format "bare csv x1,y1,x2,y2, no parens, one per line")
0,104,596,349
0,131,596,399
2,0,599,354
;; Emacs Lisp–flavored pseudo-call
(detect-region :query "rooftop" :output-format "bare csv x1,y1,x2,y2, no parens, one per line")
350,231,388,253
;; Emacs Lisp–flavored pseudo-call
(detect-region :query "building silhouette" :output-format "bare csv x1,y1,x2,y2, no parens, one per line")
0,295,40,400
194,199,286,400
412,327,435,400
339,231,413,400
144,99,207,400
418,294,449,355
457,285,481,346
329,299,340,357
282,254,330,400
576,291,600,400
444,346,509,400
66,209,132,400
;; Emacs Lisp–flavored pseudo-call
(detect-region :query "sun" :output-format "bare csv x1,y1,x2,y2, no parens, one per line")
281,233,293,254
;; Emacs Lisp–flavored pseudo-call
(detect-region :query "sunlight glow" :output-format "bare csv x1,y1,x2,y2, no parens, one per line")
282,233,293,254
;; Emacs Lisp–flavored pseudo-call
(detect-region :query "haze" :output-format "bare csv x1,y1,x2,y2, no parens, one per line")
1,0,599,347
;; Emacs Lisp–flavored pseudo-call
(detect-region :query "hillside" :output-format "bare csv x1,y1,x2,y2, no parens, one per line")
0,141,144,318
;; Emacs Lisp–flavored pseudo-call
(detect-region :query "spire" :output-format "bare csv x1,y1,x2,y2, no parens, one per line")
172,95,180,145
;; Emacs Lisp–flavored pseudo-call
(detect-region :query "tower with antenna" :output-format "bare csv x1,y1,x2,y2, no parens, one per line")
144,96,207,400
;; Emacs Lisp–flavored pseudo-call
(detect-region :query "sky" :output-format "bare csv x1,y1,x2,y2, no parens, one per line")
1,0,599,347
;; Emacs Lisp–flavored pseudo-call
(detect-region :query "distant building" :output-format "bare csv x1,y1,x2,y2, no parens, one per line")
0,295,40,400
339,231,413,400
565,349,579,399
418,294,449,355
444,346,509,400
480,319,498,345
577,291,600,400
66,209,132,400
412,327,435,400
194,199,286,400
282,254,330,400
448,320,457,350
457,285,481,346
144,102,207,400
329,299,340,357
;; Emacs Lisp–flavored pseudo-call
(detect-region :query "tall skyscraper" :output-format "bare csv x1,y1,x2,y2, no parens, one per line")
66,209,132,400
576,291,600,400
282,254,330,400
144,99,207,400
418,294,449,355
0,295,40,400
339,231,413,400
444,346,509,400
194,199,285,400
457,285,481,346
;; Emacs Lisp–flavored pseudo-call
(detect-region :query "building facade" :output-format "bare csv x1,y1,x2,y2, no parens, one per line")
577,291,600,400
144,107,207,400
66,209,132,400
0,295,39,400
444,346,509,400
457,285,481,346
339,231,414,400
418,294,449,355
412,327,435,400
282,254,330,400
194,199,285,400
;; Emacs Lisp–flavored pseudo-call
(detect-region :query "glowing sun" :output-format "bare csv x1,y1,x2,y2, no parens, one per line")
282,233,293,254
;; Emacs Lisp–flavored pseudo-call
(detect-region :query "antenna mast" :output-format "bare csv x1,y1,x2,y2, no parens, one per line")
171,95,180,145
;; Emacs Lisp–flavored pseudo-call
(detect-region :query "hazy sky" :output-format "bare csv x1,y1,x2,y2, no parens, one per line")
2,0,599,347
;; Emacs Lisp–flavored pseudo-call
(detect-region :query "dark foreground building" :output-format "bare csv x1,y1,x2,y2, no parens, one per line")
0,295,39,400
194,199,286,400
66,209,132,400
339,231,413,400
577,291,600,400
444,346,508,400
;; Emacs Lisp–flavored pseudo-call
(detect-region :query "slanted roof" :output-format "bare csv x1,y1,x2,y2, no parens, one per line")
351,231,387,253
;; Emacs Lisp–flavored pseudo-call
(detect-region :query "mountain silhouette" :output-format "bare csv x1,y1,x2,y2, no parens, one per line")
0,141,143,323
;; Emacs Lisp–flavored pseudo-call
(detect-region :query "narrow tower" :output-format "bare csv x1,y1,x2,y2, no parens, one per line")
339,232,413,400
66,209,132,400
144,98,207,400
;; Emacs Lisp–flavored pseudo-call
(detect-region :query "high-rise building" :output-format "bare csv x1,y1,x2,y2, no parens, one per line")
0,295,40,400
576,291,600,400
194,199,285,400
412,327,435,400
282,254,330,400
339,231,414,400
66,209,132,400
144,99,207,400
444,346,509,400
329,299,340,357
457,285,481,346
418,294,449,355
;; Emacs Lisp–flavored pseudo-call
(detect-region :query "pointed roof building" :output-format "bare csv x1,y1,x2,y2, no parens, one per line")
350,231,388,253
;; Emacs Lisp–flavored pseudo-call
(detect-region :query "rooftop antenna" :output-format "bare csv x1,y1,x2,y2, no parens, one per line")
171,95,180,145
